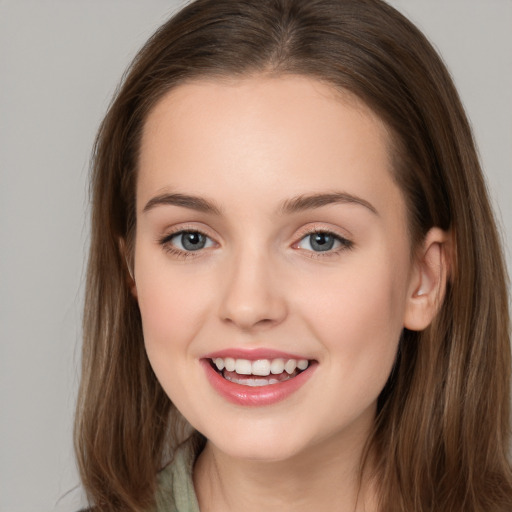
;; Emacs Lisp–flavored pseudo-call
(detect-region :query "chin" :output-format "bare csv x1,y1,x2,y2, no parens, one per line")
199,419,317,463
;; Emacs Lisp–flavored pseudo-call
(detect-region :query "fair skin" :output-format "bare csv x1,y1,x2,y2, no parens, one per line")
132,75,449,511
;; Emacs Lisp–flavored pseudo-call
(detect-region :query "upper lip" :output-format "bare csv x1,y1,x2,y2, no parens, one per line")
202,348,311,361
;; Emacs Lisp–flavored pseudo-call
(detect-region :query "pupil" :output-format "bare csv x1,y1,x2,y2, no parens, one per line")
182,232,206,251
310,233,334,252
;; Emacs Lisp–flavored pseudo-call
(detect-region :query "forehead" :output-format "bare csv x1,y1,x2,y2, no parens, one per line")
140,74,391,162
137,75,403,221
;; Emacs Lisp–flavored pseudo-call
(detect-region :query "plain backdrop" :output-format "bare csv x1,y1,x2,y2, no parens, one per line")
0,1,511,511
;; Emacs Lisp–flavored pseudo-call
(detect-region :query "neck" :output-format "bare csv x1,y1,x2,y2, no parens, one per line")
193,429,377,512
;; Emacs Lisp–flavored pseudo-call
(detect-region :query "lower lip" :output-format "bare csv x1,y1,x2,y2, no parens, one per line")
201,359,316,406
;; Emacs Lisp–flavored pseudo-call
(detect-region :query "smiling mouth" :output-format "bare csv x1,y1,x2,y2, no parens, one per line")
209,357,311,387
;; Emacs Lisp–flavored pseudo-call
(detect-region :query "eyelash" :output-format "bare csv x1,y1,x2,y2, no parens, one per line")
293,227,354,259
158,228,215,259
158,227,353,260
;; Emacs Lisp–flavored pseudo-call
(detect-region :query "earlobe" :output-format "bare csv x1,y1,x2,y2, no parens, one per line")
126,259,138,299
118,238,138,299
403,227,452,331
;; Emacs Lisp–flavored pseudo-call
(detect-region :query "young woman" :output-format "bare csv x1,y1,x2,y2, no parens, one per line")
74,0,512,510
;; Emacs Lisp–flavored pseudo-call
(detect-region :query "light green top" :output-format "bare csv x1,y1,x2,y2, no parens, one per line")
154,440,201,512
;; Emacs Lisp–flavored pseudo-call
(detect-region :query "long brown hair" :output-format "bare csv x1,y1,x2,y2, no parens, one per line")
75,0,512,510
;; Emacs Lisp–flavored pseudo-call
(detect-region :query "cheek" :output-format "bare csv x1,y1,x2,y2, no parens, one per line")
134,258,216,415
295,255,408,380
134,249,213,358
302,261,405,330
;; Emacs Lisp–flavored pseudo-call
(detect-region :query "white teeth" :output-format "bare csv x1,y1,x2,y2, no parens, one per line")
284,359,297,374
224,357,236,372
235,359,252,375
224,374,283,386
270,358,285,374
252,359,271,376
297,359,309,370
212,357,310,377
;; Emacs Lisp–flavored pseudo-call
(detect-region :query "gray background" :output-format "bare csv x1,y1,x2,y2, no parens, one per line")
1,1,510,511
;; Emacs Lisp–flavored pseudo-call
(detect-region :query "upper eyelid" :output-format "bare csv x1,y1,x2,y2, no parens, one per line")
159,224,217,242
158,228,217,258
295,231,352,248
293,223,353,241
157,222,353,247
163,229,212,243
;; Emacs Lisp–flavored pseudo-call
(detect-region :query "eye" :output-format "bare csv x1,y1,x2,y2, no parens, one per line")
296,231,352,253
165,230,215,252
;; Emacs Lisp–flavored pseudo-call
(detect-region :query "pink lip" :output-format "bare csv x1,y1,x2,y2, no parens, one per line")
201,358,317,407
203,348,309,361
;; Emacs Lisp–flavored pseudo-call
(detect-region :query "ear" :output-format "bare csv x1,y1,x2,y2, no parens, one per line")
118,237,138,299
403,227,452,331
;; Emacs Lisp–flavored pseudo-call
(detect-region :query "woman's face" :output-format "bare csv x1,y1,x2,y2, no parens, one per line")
134,76,420,461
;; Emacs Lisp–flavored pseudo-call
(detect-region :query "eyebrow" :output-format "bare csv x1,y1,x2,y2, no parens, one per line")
143,193,222,215
280,192,378,216
142,190,378,217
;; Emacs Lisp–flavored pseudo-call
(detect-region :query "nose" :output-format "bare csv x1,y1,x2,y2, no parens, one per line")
218,248,288,332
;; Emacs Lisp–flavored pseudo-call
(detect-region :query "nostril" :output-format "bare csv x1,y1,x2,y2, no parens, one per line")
219,266,288,330
221,313,282,331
